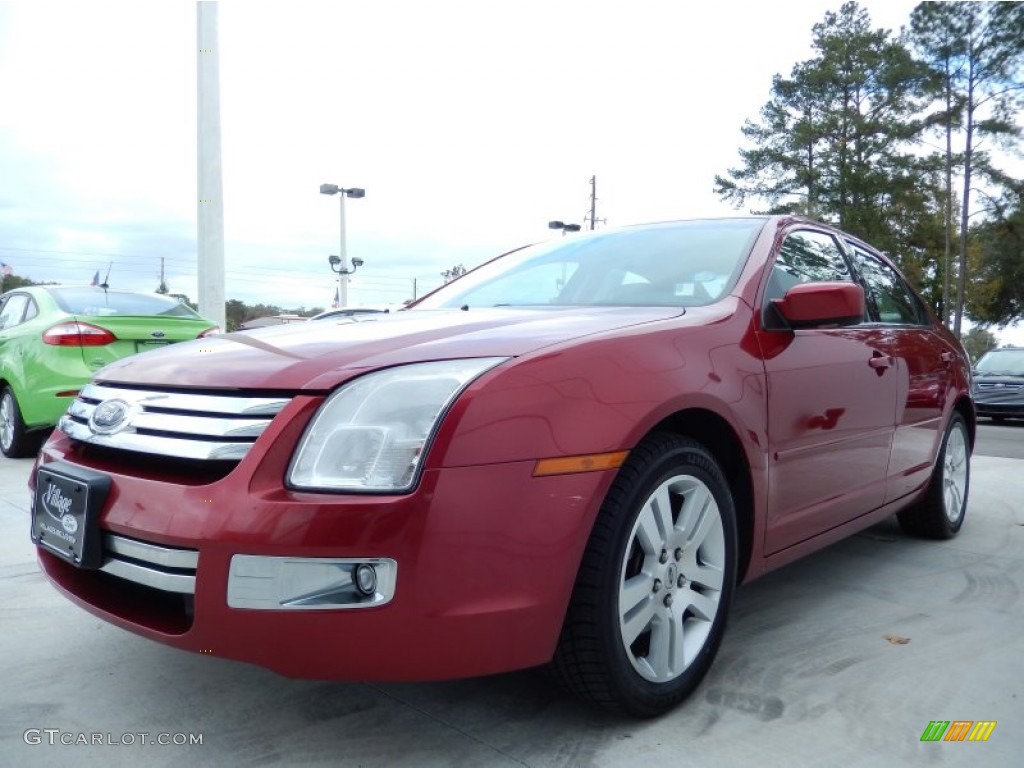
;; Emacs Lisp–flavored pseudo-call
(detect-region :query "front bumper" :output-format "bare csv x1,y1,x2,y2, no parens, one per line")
973,397,1024,417
33,429,613,681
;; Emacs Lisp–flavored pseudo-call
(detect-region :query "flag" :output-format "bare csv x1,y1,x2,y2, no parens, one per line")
0,261,12,277
90,270,100,286
331,286,339,309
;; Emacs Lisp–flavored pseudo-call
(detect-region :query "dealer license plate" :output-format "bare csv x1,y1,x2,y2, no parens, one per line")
31,462,110,569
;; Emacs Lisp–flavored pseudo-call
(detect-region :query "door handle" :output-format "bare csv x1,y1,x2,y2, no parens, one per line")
868,354,893,369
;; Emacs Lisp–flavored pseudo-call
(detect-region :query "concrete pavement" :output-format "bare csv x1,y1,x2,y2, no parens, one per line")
1,452,1021,767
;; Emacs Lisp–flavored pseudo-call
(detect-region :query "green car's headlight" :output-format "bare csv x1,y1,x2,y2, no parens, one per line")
287,358,507,492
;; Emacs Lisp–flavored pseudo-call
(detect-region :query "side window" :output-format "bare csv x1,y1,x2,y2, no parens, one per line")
0,294,29,330
847,244,926,325
764,230,852,304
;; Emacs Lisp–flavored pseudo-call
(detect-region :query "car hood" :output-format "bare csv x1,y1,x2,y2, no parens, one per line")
973,372,1024,382
94,306,685,390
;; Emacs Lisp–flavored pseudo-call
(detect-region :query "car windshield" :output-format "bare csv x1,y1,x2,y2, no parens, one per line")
975,349,1024,376
414,219,765,310
48,288,205,318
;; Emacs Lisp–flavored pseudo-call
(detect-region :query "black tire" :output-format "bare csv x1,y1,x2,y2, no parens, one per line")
897,412,970,540
551,433,738,717
1,386,36,458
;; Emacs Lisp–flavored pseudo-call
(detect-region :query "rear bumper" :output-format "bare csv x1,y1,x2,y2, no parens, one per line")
33,433,613,681
18,354,92,428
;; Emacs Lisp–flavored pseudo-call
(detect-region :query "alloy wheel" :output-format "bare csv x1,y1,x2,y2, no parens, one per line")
943,422,969,524
618,475,726,683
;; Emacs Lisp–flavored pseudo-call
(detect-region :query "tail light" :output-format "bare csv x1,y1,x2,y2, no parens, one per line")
43,322,117,346
198,326,221,338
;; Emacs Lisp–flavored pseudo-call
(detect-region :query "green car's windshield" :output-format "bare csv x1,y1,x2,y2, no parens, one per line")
975,349,1024,376
414,219,765,310
48,288,204,318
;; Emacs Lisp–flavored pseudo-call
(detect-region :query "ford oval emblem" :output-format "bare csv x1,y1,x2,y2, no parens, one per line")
151,331,166,338
88,399,131,435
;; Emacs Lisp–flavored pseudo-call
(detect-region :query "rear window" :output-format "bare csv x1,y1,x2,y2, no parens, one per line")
48,288,204,318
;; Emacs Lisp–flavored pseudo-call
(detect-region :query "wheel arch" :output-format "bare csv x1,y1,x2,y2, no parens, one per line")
643,407,755,585
0,376,19,409
953,395,976,450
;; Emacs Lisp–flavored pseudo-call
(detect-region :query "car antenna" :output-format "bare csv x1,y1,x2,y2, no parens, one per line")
100,261,113,291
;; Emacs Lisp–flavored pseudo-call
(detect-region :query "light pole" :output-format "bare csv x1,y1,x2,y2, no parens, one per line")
320,183,365,308
548,220,582,237
328,255,365,304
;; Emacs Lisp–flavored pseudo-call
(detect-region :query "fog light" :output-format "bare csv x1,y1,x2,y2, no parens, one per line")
227,556,397,609
353,563,377,596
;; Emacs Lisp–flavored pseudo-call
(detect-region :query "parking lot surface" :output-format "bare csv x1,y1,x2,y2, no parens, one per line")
1,451,1021,767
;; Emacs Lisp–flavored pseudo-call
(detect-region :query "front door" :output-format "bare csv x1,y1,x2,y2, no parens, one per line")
757,229,897,554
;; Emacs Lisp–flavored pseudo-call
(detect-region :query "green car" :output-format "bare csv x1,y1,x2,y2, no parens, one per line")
0,286,218,457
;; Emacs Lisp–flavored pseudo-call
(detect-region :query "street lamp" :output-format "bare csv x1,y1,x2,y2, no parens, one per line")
320,183,366,308
548,220,582,236
328,255,364,273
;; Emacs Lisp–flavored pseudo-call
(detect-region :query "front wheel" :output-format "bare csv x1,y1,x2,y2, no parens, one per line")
897,412,970,539
551,433,738,717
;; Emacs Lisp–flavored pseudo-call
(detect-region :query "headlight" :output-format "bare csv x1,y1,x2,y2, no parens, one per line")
287,358,507,492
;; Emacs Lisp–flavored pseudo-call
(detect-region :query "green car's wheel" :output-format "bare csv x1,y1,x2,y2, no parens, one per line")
1,386,35,458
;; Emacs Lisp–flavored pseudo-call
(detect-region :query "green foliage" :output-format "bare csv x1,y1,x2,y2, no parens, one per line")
909,0,1024,334
0,273,39,291
224,300,324,331
441,265,467,283
960,326,998,362
716,0,1024,331
715,3,940,291
967,194,1024,326
224,299,283,332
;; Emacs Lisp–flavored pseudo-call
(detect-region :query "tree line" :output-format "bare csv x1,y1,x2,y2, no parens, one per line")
715,1,1024,336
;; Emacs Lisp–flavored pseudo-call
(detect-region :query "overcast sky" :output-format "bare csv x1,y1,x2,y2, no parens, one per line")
0,0,997,320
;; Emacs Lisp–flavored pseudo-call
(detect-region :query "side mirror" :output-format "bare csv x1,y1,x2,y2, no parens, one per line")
771,282,864,329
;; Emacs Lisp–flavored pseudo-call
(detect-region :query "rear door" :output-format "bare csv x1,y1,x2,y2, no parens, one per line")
0,292,34,387
844,242,952,502
758,229,898,554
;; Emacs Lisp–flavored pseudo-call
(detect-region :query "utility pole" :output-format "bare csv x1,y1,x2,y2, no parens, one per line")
589,175,597,231
197,1,226,332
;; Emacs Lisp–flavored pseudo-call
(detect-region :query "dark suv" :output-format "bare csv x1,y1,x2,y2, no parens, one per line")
973,347,1024,421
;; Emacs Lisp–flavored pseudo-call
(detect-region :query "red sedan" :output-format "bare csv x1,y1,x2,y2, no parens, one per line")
30,217,973,717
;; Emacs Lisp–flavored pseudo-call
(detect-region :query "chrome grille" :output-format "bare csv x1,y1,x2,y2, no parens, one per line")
100,534,198,594
60,383,290,460
976,382,1023,391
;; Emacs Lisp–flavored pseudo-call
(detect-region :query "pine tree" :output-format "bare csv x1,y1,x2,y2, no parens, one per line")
715,2,938,294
